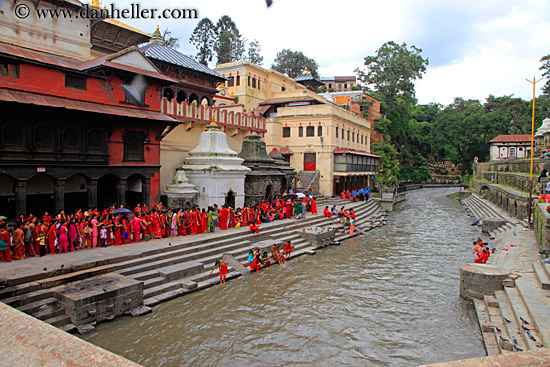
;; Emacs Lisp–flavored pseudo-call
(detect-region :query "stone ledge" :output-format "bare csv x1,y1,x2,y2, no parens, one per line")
421,347,550,366
0,302,141,366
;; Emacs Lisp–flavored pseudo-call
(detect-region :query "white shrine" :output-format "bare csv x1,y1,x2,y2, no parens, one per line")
165,121,250,209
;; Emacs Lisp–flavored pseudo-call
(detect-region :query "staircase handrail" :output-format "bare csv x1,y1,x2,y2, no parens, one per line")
306,170,320,192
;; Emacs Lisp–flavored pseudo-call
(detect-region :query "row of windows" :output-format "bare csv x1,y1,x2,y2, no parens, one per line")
335,127,366,144
326,82,354,89
282,125,368,144
226,75,263,91
283,126,322,138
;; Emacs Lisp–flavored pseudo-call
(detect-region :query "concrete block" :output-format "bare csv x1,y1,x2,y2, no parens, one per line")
127,306,152,317
181,280,198,290
460,264,511,300
158,261,204,281
76,323,95,335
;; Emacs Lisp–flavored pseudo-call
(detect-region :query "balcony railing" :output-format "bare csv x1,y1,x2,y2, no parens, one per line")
161,98,267,132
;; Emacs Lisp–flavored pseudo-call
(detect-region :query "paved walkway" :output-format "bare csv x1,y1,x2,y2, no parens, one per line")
0,214,320,283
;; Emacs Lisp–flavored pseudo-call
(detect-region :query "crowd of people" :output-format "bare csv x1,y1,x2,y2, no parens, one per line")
339,188,370,201
0,193,321,263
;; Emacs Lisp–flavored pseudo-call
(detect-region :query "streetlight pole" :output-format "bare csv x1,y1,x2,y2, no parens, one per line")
526,76,543,228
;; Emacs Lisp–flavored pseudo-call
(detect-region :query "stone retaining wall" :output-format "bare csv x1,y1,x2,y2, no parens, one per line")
460,264,510,300
481,171,548,193
533,203,550,253
475,158,549,180
471,179,530,219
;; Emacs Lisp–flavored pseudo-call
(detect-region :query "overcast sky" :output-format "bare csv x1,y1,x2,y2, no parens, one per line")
119,0,550,105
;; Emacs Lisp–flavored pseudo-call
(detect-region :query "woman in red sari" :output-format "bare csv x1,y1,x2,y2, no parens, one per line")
229,208,237,229
12,223,26,260
311,197,317,214
151,210,162,239
201,209,207,233
219,205,229,230
113,215,122,245
194,209,202,234
242,206,248,227
48,221,58,254
122,216,131,244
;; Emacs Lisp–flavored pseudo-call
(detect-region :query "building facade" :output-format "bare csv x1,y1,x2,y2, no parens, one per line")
320,76,357,92
488,135,531,161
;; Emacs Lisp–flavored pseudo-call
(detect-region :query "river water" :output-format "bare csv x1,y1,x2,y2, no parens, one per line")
84,188,486,366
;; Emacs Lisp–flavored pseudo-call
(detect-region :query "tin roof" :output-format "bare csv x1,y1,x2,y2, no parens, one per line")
0,88,176,122
139,42,225,80
0,41,83,68
488,135,532,143
333,148,380,158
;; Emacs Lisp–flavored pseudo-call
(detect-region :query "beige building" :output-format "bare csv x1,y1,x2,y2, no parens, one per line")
215,60,304,113
214,62,379,197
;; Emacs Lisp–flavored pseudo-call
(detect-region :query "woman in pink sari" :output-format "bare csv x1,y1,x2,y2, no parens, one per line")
58,220,69,253
90,215,100,248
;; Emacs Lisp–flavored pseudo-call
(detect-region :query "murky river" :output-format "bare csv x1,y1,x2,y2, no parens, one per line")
84,188,485,366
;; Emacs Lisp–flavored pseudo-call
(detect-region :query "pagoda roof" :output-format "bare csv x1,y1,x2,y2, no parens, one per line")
139,42,225,80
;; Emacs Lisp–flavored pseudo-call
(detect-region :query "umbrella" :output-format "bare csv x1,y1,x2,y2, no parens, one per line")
112,208,132,215
0,216,6,220
296,193,306,198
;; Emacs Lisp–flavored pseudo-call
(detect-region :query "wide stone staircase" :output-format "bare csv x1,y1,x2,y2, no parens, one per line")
461,192,550,356
296,170,319,191
0,197,386,333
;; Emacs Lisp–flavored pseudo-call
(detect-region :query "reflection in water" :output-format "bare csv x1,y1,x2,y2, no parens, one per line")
84,188,485,366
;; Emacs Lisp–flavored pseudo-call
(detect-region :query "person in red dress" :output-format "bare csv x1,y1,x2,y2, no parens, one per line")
229,208,237,229
151,210,162,239
210,259,229,284
48,221,58,254
12,223,26,260
219,205,229,230
122,215,131,244
0,223,13,262
283,240,293,259
113,216,122,245
311,197,318,214
201,209,207,233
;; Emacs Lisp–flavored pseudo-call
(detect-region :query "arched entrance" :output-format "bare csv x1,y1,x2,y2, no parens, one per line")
189,94,199,106
27,174,54,216
0,174,15,218
225,190,235,208
98,174,118,210
65,174,88,212
265,185,273,202
126,174,144,209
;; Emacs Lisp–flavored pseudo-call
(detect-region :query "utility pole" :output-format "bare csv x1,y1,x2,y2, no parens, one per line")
527,76,543,228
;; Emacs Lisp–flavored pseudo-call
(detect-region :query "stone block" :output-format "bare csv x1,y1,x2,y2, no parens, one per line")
52,273,143,326
460,264,511,300
298,226,337,249
127,306,152,317
481,218,508,234
181,279,198,290
158,261,204,281
76,323,96,335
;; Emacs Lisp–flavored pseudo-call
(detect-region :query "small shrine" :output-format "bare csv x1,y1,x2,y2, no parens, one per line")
166,120,249,209
239,133,296,204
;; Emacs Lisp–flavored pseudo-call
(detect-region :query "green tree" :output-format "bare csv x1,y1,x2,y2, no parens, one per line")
540,54,550,95
162,29,179,49
372,141,400,188
189,18,216,66
271,49,319,78
247,39,263,65
214,15,246,64
356,41,429,111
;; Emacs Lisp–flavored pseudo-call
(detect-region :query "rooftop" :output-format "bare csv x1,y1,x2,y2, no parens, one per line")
489,134,532,143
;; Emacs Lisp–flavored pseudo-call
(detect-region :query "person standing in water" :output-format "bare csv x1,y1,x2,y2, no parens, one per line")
211,259,229,284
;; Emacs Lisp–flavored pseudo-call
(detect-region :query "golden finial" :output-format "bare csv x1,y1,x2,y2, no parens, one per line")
150,25,164,43
207,113,219,128
91,0,100,9
303,66,309,74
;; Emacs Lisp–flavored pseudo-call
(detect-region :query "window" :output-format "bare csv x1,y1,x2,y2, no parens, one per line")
65,73,87,90
282,86,286,91
509,147,516,157
0,61,19,78
341,128,344,138
227,76,234,87
236,75,240,86
352,132,355,142
248,76,251,87
283,127,291,137
257,79,261,89
361,135,363,144
328,84,332,89
306,126,314,137
318,126,322,136
123,131,145,162
252,77,256,88
88,129,105,152
347,130,350,141
335,127,338,138
299,126,303,137
344,84,348,89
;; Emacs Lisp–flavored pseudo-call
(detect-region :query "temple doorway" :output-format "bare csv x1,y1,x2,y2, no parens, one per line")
225,190,235,208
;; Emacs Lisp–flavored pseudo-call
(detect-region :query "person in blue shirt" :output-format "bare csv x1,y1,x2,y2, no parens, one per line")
358,188,364,201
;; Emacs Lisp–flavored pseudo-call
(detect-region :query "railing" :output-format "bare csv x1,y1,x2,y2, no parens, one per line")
306,170,320,192
161,98,267,132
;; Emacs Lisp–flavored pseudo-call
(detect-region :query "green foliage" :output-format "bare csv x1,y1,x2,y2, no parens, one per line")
247,39,263,65
540,54,550,95
214,15,246,64
271,49,319,78
189,18,216,66
356,41,429,111
372,141,400,188
316,86,327,93
234,95,239,104
351,85,362,91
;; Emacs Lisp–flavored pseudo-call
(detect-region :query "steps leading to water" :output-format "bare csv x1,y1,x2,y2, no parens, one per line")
0,197,387,332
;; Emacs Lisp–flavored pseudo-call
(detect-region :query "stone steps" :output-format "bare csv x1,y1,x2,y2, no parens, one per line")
0,199,387,333
515,275,550,347
495,290,529,352
532,261,550,290
503,285,542,351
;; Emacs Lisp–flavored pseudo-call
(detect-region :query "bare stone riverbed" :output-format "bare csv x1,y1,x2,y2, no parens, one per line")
83,188,486,366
